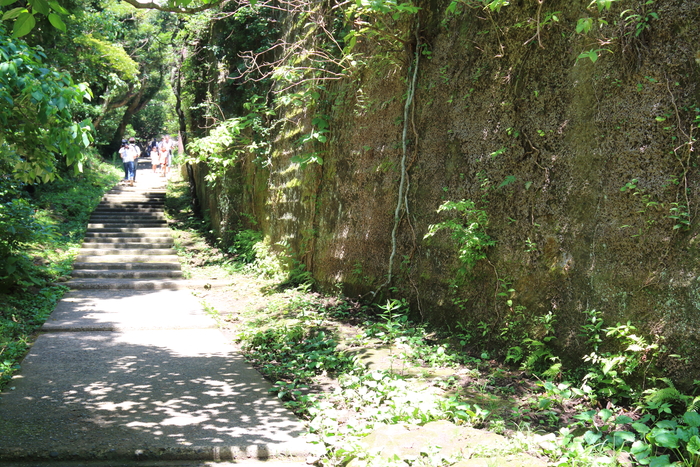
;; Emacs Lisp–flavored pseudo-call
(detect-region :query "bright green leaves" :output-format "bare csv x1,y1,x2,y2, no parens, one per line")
74,35,140,83
355,0,420,17
47,13,66,32
589,0,620,11
424,199,495,275
2,8,34,38
576,17,593,34
186,96,272,186
1,0,66,37
0,26,93,183
576,48,610,64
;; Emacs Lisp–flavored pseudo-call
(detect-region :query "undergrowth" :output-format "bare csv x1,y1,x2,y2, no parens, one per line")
167,172,700,467
0,152,121,390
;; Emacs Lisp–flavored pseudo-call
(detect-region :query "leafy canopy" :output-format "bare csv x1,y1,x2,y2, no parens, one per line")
0,24,93,183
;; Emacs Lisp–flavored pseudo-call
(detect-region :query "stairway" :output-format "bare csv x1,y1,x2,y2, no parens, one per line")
68,171,187,290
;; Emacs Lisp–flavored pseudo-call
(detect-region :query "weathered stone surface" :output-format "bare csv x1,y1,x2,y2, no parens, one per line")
185,2,700,386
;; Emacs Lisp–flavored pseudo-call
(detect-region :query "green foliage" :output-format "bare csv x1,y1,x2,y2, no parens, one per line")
424,199,495,277
363,298,410,343
509,311,561,378
0,154,120,389
186,96,272,186
668,202,690,231
0,195,53,290
445,0,510,16
576,48,610,64
1,0,67,37
73,35,139,82
240,325,354,383
227,229,263,264
621,0,658,37
580,310,664,403
566,406,700,467
0,24,94,183
0,284,66,387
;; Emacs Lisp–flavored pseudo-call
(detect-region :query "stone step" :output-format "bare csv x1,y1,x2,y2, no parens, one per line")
72,262,181,270
101,195,165,201
77,248,177,256
83,237,174,245
97,201,165,208
84,229,171,236
93,206,164,213
103,189,165,196
79,242,174,249
87,222,168,229
67,278,191,290
89,215,166,222
92,208,165,214
74,254,181,263
71,269,184,279
98,199,164,205
99,196,164,202
106,187,166,193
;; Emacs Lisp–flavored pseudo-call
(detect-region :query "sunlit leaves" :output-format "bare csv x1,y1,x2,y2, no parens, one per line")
0,25,93,183
73,35,140,83
47,13,66,31
1,0,67,36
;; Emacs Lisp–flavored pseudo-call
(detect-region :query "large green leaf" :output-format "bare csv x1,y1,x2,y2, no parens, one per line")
684,411,700,428
12,12,36,38
47,0,68,14
29,0,50,16
687,435,700,456
2,7,26,20
648,455,672,467
650,430,680,449
47,13,65,32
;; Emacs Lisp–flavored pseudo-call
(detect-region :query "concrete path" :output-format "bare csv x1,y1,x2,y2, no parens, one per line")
0,162,311,465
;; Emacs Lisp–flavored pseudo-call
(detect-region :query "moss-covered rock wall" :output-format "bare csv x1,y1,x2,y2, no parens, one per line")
186,0,700,386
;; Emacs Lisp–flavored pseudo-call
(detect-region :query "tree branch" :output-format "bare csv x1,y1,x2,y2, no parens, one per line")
119,0,226,14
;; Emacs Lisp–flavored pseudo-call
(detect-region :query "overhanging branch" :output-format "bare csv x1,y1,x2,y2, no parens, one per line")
119,0,227,14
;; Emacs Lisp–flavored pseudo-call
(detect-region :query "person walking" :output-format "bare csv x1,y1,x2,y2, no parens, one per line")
158,135,173,178
150,143,159,174
128,138,141,182
118,140,129,183
120,139,138,186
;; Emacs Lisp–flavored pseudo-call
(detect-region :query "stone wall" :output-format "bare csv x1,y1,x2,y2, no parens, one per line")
187,0,700,386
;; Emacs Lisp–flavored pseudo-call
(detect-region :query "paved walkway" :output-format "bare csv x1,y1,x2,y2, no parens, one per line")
0,162,310,465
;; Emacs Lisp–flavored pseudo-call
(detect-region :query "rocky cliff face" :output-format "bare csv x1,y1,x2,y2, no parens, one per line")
186,0,700,386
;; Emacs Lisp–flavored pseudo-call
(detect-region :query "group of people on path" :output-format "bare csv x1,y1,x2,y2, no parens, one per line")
150,134,174,178
118,135,174,185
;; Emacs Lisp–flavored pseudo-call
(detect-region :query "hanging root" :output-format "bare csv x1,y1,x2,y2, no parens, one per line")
371,21,421,300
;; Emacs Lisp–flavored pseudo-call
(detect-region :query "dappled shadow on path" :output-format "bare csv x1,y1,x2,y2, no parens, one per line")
0,291,306,461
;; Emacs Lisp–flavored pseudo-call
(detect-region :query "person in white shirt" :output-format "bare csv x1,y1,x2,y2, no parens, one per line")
118,140,130,182
158,135,173,177
120,138,139,186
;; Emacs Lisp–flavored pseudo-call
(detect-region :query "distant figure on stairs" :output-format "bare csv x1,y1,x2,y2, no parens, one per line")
158,134,173,178
119,138,140,186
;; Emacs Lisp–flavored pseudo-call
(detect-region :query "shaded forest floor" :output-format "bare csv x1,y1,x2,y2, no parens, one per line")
164,175,602,466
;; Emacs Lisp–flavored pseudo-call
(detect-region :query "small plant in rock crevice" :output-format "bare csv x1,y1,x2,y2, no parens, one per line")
424,199,495,287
